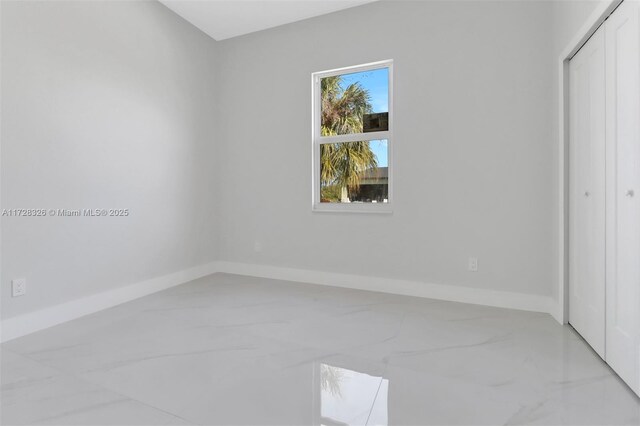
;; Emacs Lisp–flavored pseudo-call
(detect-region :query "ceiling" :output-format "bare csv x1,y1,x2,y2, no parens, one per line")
159,0,378,41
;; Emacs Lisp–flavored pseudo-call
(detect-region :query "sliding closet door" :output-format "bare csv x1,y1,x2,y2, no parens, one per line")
605,0,640,396
569,25,607,358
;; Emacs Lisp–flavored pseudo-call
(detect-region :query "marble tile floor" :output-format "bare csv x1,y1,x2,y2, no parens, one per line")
1,273,639,425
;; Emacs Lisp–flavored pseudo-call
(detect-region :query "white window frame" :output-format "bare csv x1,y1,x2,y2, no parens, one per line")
311,60,394,213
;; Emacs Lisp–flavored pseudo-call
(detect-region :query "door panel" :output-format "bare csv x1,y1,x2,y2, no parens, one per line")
569,25,607,359
605,0,640,397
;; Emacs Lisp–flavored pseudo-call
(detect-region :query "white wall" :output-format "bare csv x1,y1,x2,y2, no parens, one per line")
1,0,218,319
215,1,558,297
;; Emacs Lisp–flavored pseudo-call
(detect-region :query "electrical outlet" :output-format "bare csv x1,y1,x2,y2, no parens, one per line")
12,278,26,297
254,241,262,252
468,257,478,272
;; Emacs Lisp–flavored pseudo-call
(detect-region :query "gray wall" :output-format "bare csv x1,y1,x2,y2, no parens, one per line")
552,0,608,50
216,0,557,297
1,0,608,320
1,0,218,318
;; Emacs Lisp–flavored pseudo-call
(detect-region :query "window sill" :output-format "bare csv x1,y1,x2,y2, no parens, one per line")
312,204,393,214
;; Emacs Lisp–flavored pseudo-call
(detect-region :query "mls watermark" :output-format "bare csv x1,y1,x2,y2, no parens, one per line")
1,209,130,217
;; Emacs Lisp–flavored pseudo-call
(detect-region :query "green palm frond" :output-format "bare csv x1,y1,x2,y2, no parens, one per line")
319,75,377,197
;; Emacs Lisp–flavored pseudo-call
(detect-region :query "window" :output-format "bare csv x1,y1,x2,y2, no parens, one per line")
312,60,393,213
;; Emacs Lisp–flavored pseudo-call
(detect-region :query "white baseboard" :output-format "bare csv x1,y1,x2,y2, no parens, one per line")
215,261,557,318
0,260,561,343
0,261,219,343
548,300,565,325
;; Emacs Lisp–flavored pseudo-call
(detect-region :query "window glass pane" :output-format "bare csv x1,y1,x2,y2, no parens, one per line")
321,67,389,136
320,140,388,204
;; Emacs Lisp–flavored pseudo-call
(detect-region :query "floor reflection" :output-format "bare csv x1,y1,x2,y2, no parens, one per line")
318,363,388,426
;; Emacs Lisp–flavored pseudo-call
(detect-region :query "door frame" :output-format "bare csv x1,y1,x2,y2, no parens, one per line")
558,0,624,324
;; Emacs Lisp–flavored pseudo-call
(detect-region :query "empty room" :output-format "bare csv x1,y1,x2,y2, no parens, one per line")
2,0,640,424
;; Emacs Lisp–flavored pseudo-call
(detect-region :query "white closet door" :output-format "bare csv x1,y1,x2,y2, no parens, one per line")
605,0,640,397
569,25,607,358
